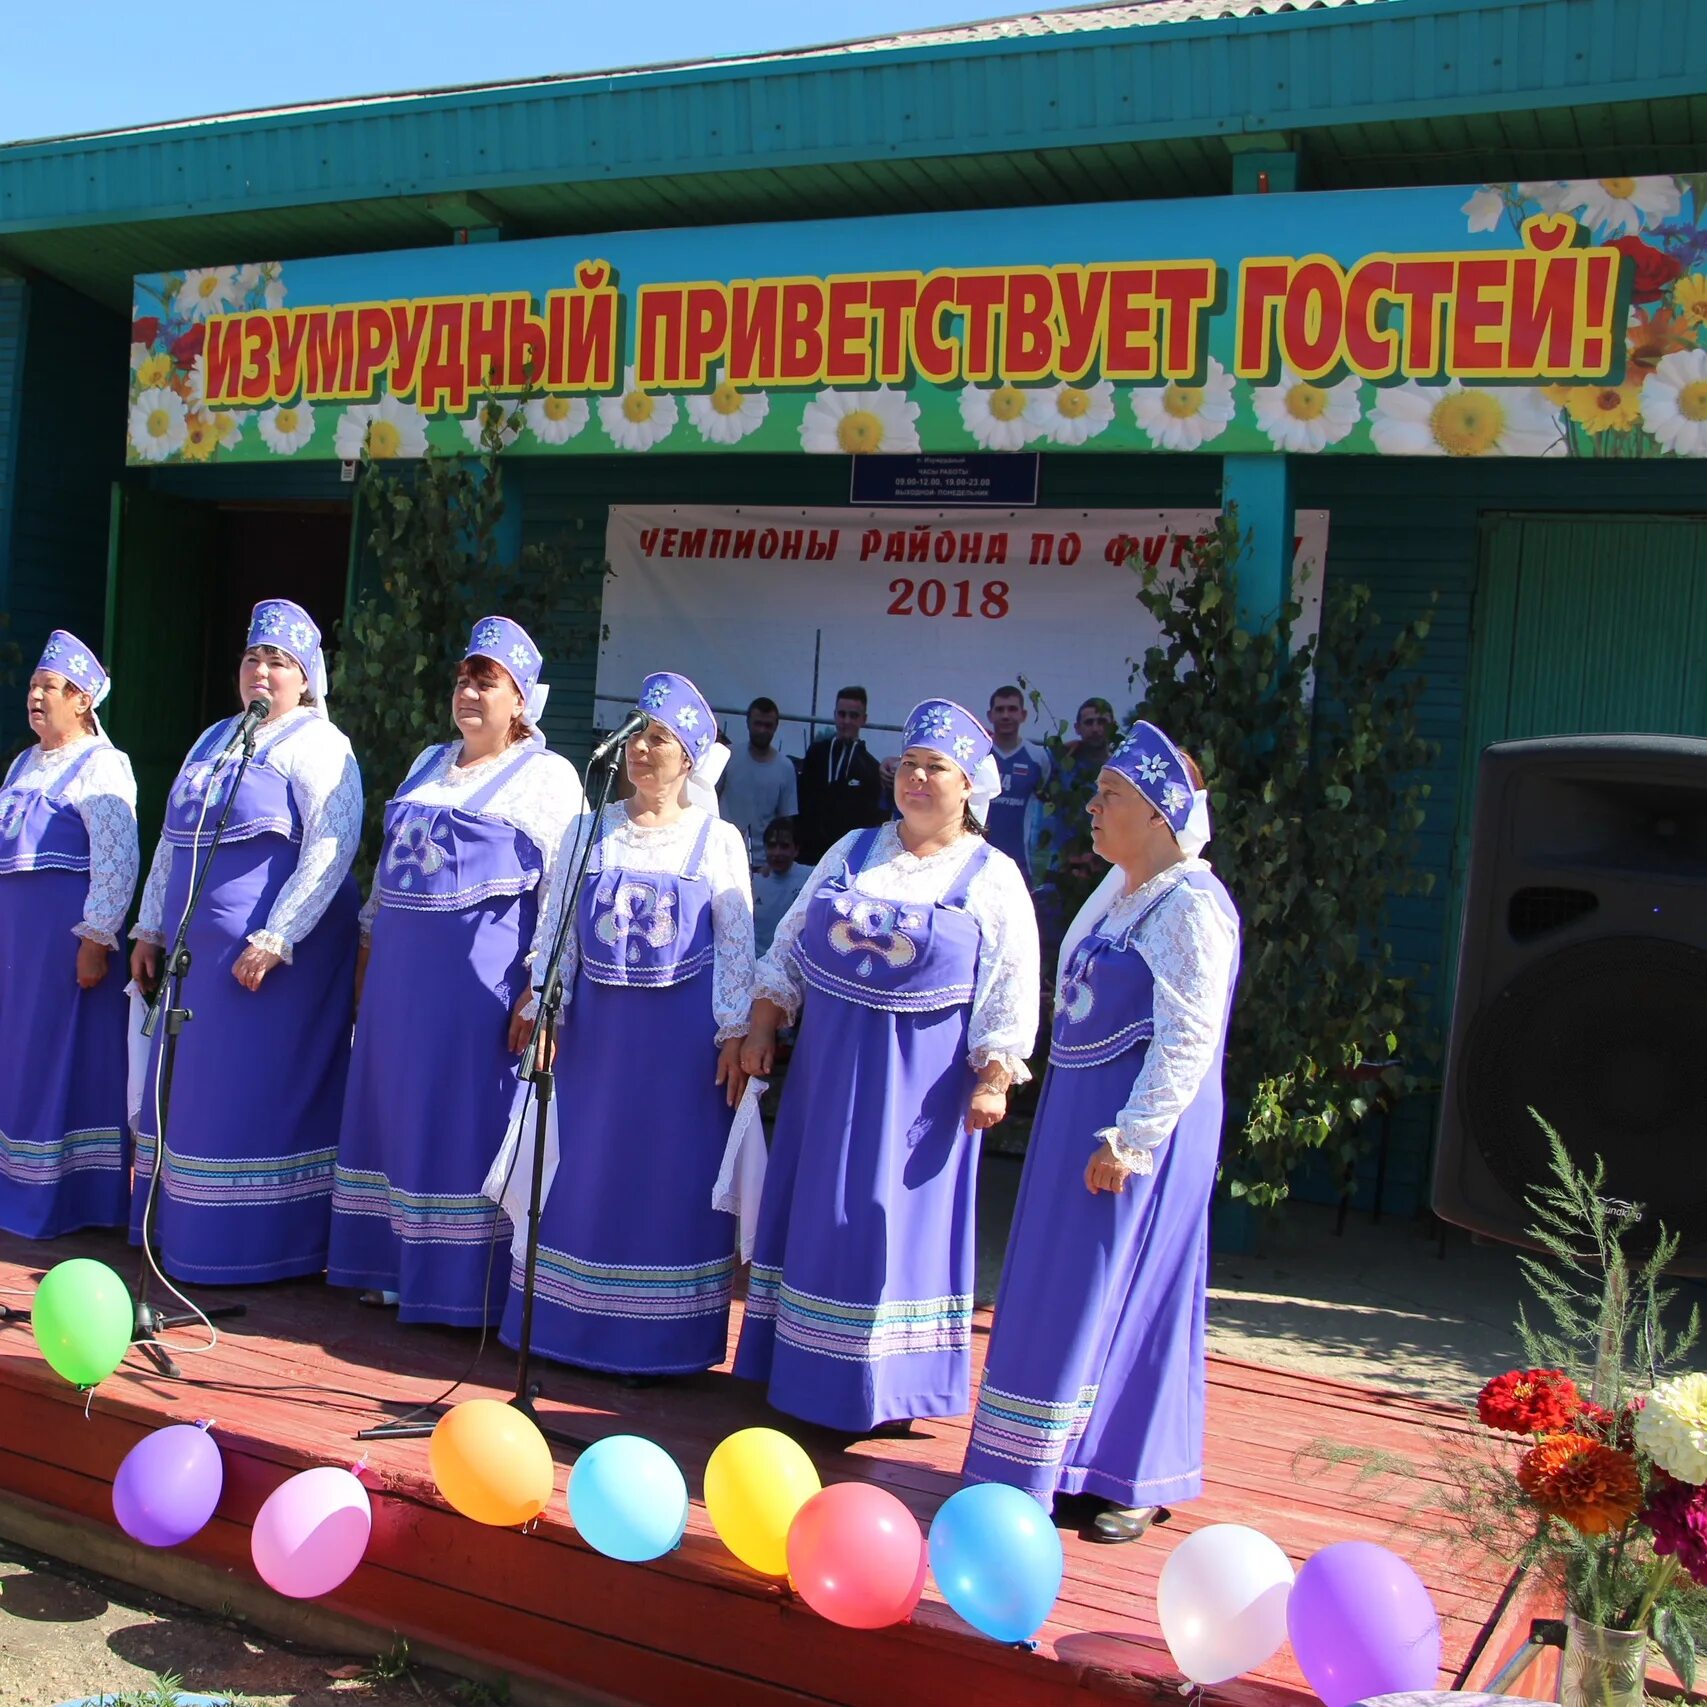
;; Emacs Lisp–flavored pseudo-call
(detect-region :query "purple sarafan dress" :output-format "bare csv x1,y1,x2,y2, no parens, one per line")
131,711,361,1284
330,739,580,1325
500,806,754,1375
963,864,1240,1510
734,822,1039,1432
0,741,137,1236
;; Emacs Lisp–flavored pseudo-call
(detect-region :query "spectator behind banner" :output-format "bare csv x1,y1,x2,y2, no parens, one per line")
796,686,886,861
984,684,1051,884
1032,696,1116,974
751,815,810,956
719,696,798,864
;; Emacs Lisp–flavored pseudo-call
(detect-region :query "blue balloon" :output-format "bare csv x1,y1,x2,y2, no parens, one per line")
928,1483,1064,1643
567,1434,689,1563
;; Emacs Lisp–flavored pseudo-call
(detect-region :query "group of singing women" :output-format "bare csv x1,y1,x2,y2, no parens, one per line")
0,598,1238,1542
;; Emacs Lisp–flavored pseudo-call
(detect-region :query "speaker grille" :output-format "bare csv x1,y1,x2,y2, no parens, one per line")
1460,936,1707,1236
1508,886,1599,942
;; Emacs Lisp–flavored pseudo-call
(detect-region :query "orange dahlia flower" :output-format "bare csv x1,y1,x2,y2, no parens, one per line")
1517,1432,1642,1536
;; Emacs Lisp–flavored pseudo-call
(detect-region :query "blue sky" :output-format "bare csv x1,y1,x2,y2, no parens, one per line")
2,2,1011,143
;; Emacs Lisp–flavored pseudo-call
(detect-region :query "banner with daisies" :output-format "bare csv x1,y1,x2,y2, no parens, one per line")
127,174,1707,466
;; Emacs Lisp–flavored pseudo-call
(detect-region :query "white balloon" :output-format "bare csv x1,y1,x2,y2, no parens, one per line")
1157,1522,1296,1686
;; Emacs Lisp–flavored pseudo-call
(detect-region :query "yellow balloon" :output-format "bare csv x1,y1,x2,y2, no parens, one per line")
704,1427,821,1576
430,1399,555,1528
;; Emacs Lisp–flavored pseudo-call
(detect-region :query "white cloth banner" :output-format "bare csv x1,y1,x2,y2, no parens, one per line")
599,506,1327,754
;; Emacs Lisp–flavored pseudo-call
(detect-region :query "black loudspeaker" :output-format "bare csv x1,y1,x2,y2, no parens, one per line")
1433,734,1707,1273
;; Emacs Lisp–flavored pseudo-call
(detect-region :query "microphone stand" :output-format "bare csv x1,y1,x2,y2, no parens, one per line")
357,747,621,1447
132,720,257,1379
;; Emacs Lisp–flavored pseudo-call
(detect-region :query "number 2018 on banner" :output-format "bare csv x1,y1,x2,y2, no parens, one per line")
887,579,1011,619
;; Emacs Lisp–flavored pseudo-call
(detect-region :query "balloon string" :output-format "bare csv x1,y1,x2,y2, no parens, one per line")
83,1387,95,1421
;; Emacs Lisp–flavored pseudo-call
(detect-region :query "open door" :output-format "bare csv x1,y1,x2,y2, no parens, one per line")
103,485,219,854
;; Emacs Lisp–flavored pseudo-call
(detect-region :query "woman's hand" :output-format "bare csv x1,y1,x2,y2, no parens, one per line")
233,944,284,992
130,940,161,995
509,995,557,1071
1084,1143,1136,1195
740,997,788,1077
76,939,111,990
354,938,371,1007
965,1084,1008,1133
716,1037,750,1109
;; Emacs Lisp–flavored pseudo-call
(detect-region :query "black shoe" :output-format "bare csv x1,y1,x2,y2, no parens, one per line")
1090,1504,1161,1544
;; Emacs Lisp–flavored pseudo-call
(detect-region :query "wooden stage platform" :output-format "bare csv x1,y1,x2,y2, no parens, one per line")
0,1227,1530,1707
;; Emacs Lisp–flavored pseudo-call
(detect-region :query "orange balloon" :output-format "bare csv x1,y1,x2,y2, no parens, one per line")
430,1400,555,1528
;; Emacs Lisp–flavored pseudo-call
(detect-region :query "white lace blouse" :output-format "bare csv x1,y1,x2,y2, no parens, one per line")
135,709,363,962
4,736,140,947
358,736,586,936
1075,860,1239,1169
755,821,1041,1079
528,803,756,1040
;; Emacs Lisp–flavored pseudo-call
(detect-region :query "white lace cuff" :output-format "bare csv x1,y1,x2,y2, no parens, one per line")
73,923,120,949
752,975,802,1025
968,1047,1033,1087
248,929,293,963
1096,1126,1159,1175
715,1022,750,1045
130,923,166,947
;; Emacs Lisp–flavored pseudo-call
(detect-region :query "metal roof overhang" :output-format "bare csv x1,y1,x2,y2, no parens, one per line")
2,0,1704,312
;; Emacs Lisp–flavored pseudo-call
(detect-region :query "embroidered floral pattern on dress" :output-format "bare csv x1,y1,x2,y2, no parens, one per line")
138,711,363,963
755,821,1039,1075
2,740,139,943
385,816,450,887
594,878,680,958
530,804,755,1037
828,896,920,975
1058,946,1096,1025
1080,862,1238,1158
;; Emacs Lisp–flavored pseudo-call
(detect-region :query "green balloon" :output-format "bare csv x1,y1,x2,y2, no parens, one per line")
31,1259,133,1387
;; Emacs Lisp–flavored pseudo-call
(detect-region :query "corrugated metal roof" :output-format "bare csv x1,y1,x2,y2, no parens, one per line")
832,0,1395,54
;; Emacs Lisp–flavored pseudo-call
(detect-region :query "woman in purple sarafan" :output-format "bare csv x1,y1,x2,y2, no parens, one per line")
501,671,755,1376
129,599,362,1285
736,698,1040,1435
328,618,583,1325
962,720,1240,1545
0,632,139,1237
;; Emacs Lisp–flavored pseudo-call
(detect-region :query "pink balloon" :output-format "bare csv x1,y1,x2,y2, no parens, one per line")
786,1482,926,1630
250,1467,372,1600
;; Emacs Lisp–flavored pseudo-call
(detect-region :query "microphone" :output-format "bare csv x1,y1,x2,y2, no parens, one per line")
218,698,271,759
588,706,650,768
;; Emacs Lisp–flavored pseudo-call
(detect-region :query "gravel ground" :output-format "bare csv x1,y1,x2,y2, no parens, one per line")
0,1542,487,1707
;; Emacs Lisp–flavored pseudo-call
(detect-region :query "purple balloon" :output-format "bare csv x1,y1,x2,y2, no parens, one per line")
1285,1541,1442,1707
112,1422,224,1548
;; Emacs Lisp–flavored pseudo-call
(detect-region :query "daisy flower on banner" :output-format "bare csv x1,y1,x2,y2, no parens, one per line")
799,387,920,455
460,399,523,452
1251,367,1362,453
599,366,679,452
175,266,240,323
1640,348,1707,457
258,402,317,456
1370,381,1565,456
958,383,1033,451
128,387,189,462
1026,378,1115,447
686,367,770,445
180,414,220,463
1562,381,1644,436
1550,177,1683,240
334,392,430,461
1129,360,1235,451
236,262,287,311
524,394,590,446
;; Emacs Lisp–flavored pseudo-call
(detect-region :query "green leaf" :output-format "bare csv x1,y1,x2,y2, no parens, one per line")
1653,1607,1696,1692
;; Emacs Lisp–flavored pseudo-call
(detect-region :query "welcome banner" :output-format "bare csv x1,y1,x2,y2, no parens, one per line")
596,505,1330,755
126,175,1707,466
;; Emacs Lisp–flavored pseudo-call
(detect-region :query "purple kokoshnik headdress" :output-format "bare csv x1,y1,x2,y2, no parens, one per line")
1103,719,1211,855
635,670,727,814
466,615,549,723
900,697,1002,826
35,630,110,710
247,598,328,717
